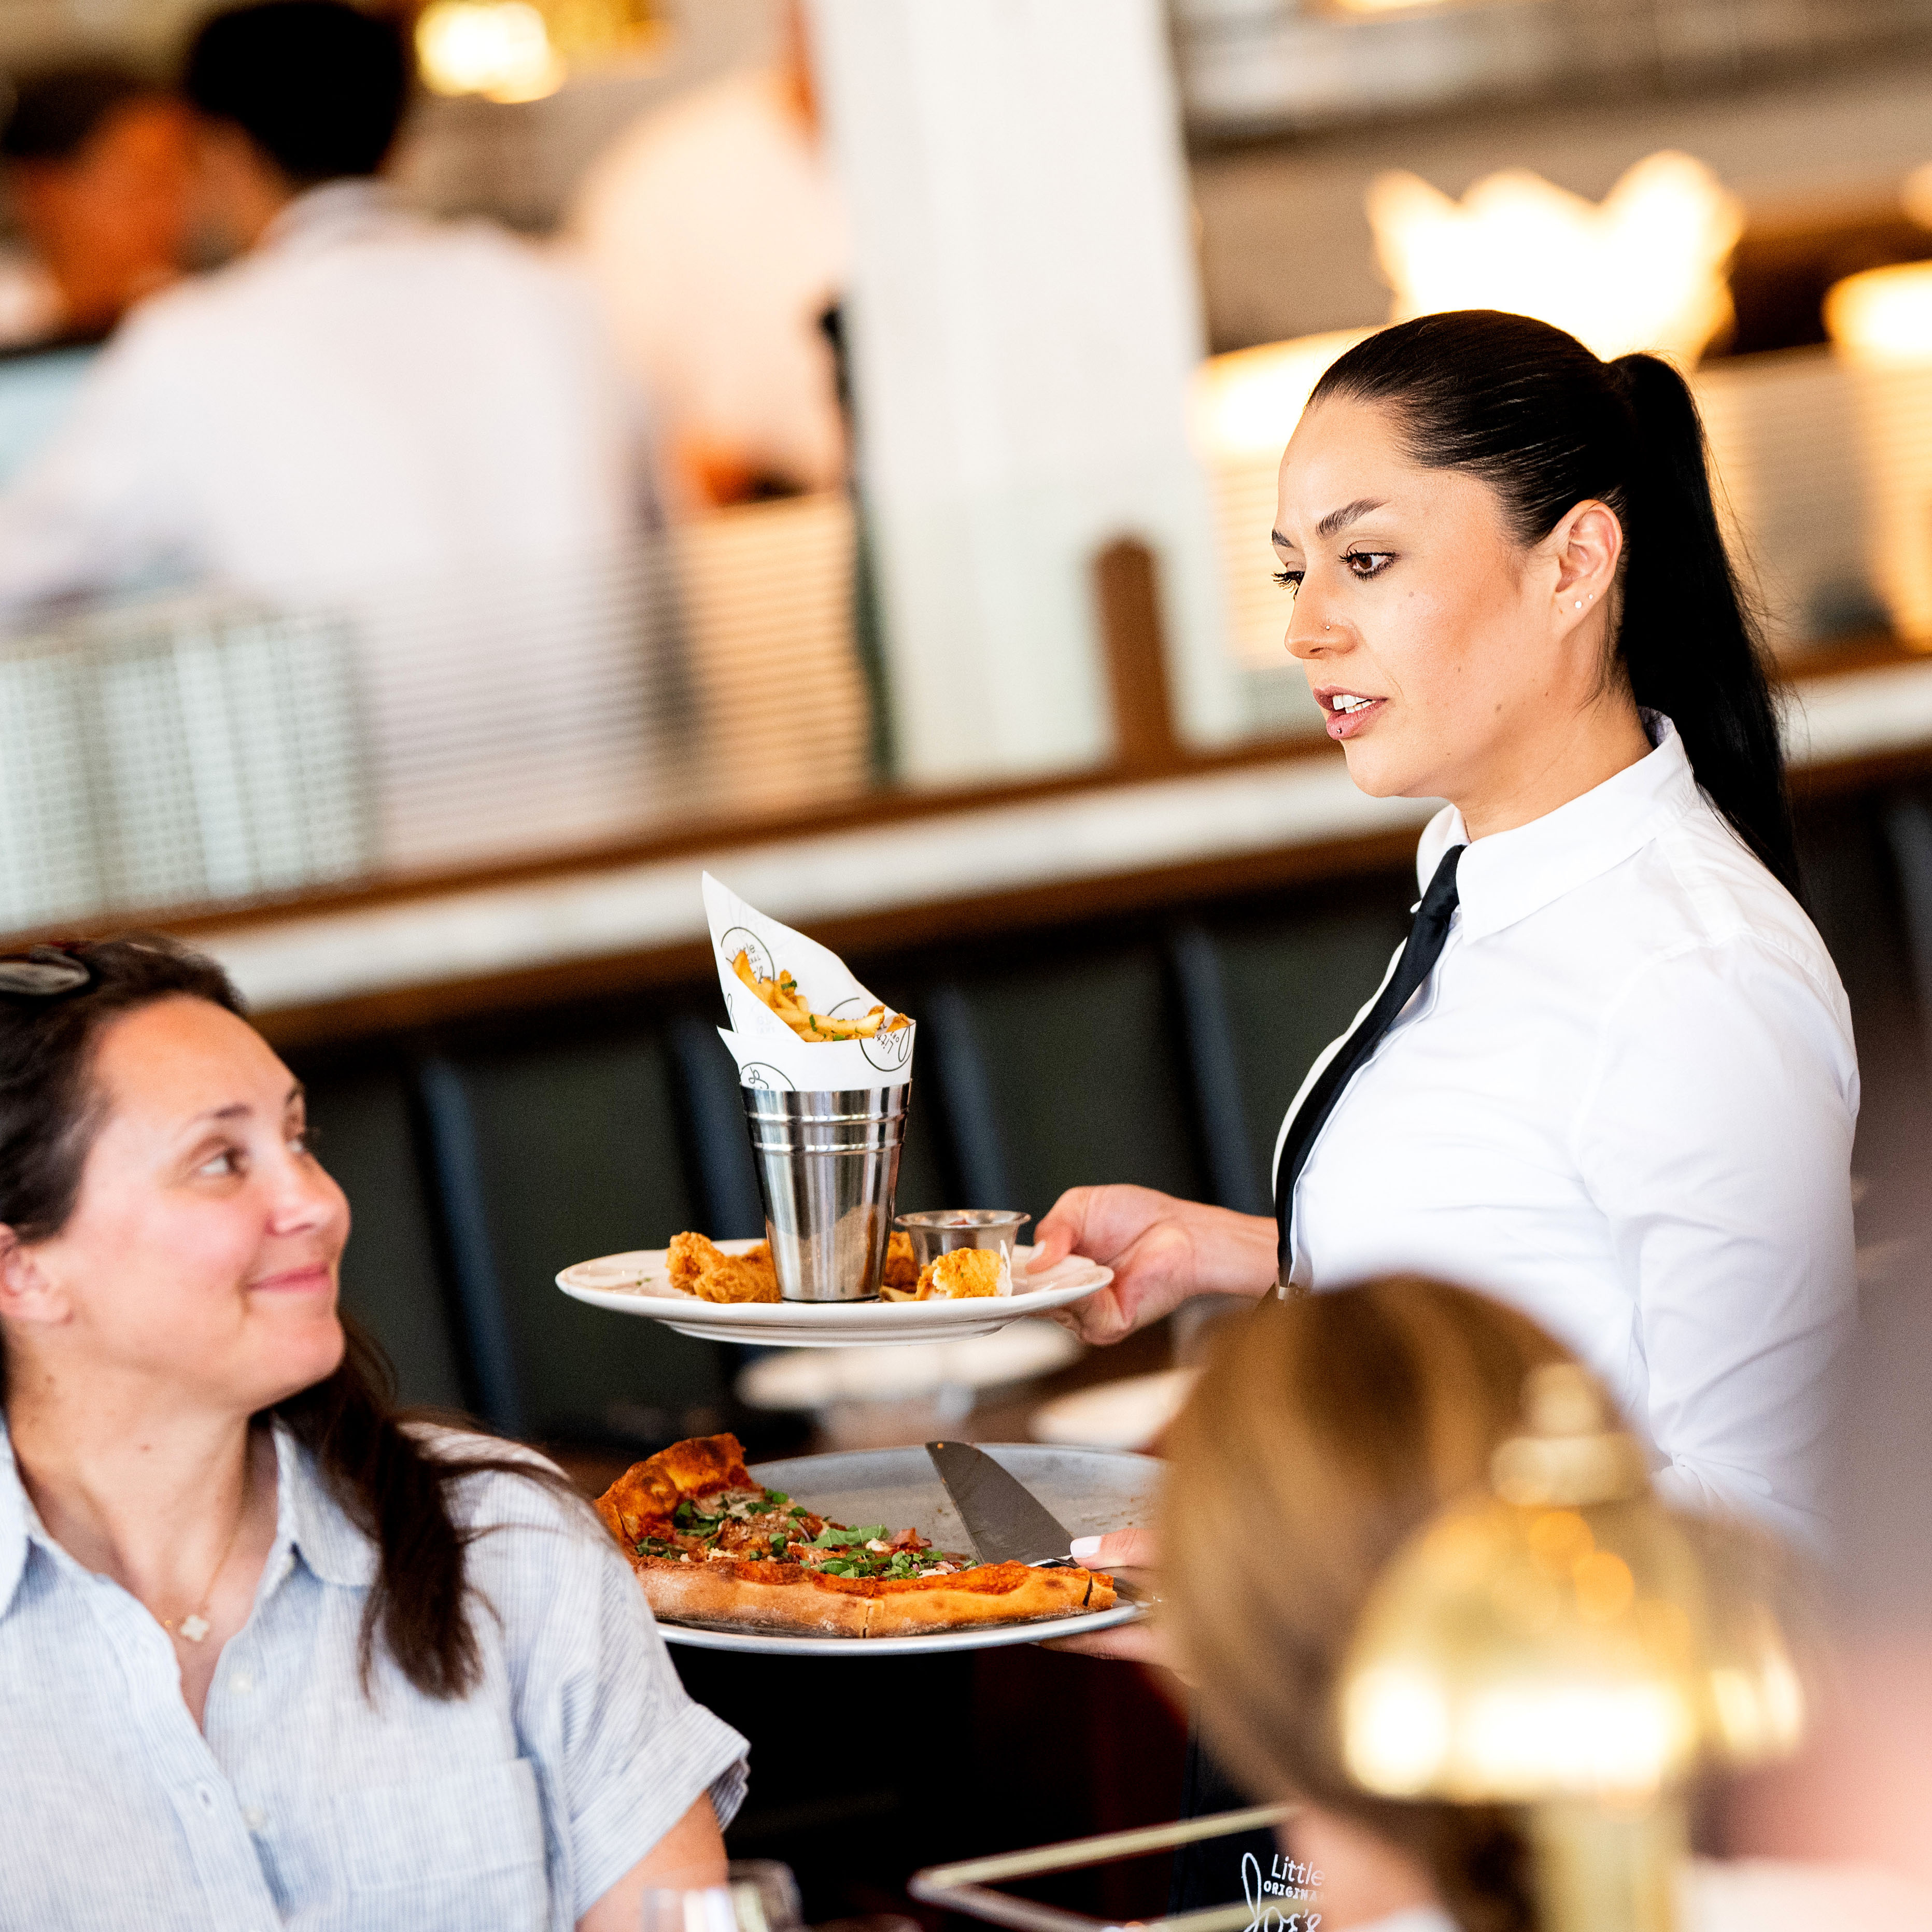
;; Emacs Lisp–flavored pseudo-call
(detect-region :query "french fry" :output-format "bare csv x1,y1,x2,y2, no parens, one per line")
732,949,910,1042
733,950,781,1011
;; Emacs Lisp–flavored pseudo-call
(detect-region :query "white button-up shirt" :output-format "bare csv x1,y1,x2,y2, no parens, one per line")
0,1417,747,1932
1276,718,1858,1543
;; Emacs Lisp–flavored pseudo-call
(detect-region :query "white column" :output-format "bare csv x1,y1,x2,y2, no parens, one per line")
810,0,1236,785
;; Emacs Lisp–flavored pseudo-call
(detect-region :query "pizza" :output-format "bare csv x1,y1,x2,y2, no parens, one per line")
595,1433,1116,1638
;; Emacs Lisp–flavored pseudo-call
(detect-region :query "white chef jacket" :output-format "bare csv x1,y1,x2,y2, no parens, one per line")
1274,716,1858,1544
572,68,849,505
0,181,664,870
0,180,651,605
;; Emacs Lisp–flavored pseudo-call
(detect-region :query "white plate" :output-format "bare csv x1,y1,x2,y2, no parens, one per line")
1031,1366,1201,1450
736,1321,1081,1408
557,1242,1112,1347
654,1443,1155,1656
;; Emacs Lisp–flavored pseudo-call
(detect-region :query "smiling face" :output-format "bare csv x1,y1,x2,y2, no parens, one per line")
4,996,348,1417
1273,393,1637,835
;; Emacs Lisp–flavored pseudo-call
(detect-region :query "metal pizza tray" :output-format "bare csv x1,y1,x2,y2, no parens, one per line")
653,1442,1159,1658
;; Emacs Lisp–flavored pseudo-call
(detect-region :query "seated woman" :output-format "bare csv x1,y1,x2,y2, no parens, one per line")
0,937,745,1930
1148,1277,1927,1932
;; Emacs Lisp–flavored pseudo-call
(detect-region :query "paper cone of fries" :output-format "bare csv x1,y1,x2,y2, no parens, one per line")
703,875,915,1300
703,872,915,1091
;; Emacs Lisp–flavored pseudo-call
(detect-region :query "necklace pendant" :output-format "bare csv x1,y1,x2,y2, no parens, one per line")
178,1614,211,1643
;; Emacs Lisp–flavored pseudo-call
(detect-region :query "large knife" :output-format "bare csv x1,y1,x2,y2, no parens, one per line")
925,1440,1084,1568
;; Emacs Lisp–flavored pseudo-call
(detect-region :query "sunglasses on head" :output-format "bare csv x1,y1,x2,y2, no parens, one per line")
0,945,95,998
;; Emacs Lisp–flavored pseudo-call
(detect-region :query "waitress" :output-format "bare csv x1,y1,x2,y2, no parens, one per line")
1036,308,1857,1898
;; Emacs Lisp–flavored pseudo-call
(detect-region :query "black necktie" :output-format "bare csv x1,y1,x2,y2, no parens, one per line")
1274,843,1465,1285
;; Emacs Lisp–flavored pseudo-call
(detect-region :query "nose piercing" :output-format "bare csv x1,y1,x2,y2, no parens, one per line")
1324,622,1331,630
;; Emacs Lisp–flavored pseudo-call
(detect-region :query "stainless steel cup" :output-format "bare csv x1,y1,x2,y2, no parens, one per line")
893,1208,1032,1273
741,1085,910,1301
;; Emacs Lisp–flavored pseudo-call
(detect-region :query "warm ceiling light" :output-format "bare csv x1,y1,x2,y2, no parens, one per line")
1367,151,1743,366
1825,260,1932,364
416,1,565,104
1188,328,1369,464
1333,0,1458,11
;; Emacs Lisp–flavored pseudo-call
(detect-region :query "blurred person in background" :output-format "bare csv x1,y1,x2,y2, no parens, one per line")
0,0,665,869
572,0,848,511
0,61,193,349
0,936,743,1928
1148,1276,1931,1932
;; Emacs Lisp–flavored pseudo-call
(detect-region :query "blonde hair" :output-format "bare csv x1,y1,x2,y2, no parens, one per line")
1159,1277,1573,1932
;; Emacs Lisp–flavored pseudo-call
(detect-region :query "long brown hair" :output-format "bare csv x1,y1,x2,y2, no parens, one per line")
0,934,573,1700
1160,1278,1572,1932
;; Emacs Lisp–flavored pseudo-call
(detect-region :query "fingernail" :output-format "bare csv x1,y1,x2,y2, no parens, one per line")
1069,1535,1103,1561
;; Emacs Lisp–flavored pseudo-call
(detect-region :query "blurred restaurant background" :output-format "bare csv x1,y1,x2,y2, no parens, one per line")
3,0,1931,1918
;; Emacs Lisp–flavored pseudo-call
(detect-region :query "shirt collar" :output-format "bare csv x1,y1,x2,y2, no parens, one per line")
0,1417,30,1620
0,1410,375,1624
1420,713,1702,943
270,1418,378,1590
260,178,407,258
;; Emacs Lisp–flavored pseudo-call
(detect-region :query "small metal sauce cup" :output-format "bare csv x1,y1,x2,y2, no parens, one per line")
893,1208,1032,1274
742,1085,909,1301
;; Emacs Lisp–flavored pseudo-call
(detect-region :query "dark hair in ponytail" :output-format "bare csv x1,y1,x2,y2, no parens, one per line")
0,935,577,1700
1311,309,1798,895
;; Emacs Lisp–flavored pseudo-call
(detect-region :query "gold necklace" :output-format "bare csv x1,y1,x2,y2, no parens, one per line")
160,1487,248,1645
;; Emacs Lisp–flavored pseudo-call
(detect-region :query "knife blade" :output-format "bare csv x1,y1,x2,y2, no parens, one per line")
925,1440,1081,1569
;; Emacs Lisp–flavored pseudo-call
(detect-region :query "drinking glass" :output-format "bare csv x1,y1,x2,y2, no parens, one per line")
639,1860,803,1932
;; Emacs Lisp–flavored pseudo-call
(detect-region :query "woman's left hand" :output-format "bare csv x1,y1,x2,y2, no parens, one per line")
1040,1527,1176,1668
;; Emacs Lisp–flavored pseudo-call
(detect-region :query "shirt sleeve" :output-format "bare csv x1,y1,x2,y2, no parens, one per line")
476,1476,749,1921
0,306,194,616
1573,935,1859,1545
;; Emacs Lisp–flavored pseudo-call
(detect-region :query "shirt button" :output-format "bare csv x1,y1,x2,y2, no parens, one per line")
231,1669,254,1695
243,1806,266,1832
195,1785,217,1813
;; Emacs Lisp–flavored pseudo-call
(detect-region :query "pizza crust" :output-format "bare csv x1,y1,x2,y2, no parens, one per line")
866,1561,1114,1635
633,1557,875,1638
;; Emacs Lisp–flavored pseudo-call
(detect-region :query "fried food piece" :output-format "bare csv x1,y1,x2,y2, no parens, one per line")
882,1231,919,1293
914,1247,1005,1300
667,1232,781,1304
732,949,911,1044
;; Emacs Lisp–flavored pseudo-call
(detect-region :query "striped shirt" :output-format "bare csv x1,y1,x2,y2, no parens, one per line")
0,1417,748,1931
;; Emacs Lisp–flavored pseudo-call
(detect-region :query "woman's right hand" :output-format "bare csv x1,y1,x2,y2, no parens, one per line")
1031,1185,1278,1345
